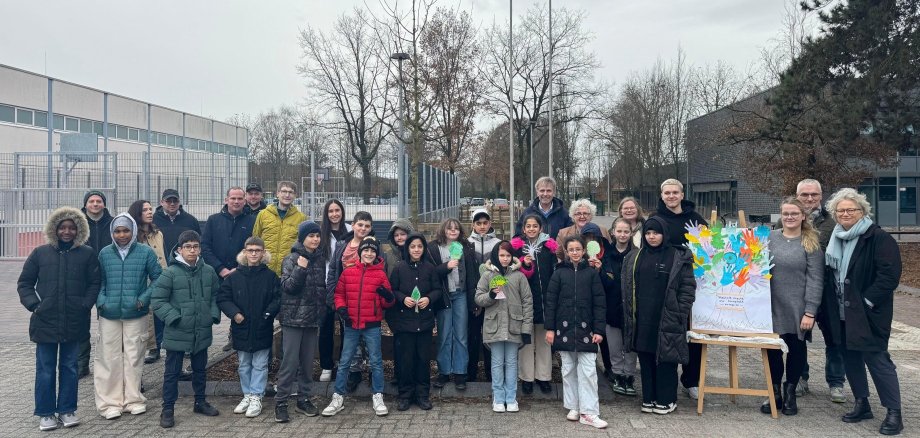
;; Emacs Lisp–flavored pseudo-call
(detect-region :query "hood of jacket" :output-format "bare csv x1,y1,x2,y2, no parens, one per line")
235,246,272,267
656,198,699,219
470,228,498,243
388,218,414,244
482,257,522,275
400,232,429,263
110,212,139,249
45,206,90,249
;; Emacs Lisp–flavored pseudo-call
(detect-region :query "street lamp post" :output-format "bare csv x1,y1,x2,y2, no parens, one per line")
529,119,536,201
391,52,410,219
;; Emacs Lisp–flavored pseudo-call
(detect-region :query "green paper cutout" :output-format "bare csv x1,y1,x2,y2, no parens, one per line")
449,241,464,260
586,241,601,258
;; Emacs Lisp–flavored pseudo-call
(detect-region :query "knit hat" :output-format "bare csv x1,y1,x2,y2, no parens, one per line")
298,220,321,243
358,236,380,255
83,190,107,207
176,230,200,248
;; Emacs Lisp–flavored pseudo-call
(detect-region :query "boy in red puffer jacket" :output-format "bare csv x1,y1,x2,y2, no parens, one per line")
322,236,394,417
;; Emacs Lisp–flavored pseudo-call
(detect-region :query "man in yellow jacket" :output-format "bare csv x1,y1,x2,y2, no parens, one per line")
253,181,307,276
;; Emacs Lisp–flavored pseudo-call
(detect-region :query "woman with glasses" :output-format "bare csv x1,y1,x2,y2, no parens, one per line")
821,188,903,435
611,197,645,248
760,198,823,416
555,199,610,259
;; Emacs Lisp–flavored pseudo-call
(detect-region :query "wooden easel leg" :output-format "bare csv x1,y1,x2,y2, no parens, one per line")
761,348,777,419
729,346,739,403
697,344,708,415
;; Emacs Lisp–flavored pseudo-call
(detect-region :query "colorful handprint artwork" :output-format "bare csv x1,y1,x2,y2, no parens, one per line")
686,222,774,334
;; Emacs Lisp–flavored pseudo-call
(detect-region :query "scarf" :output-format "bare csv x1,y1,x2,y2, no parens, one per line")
825,216,873,297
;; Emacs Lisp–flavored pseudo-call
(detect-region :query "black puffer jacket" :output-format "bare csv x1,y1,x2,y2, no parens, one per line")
544,258,606,353
386,233,443,333
513,235,556,325
18,207,101,344
217,251,281,352
280,242,330,328
621,246,696,364
601,241,633,328
83,207,113,255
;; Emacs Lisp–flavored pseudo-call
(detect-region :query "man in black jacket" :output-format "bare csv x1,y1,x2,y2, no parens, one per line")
515,176,573,238
78,190,112,378
243,183,267,216
650,178,708,401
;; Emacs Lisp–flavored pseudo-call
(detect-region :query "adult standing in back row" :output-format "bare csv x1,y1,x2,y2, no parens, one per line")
253,181,307,276
650,178,707,401
79,190,113,379
515,176,573,238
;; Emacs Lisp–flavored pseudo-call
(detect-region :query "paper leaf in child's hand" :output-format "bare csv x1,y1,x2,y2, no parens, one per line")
586,241,600,258
489,275,507,290
449,241,464,260
411,286,421,302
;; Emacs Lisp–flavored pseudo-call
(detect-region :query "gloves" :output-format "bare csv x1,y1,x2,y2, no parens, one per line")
521,334,532,346
489,290,497,299
337,307,352,328
376,286,394,302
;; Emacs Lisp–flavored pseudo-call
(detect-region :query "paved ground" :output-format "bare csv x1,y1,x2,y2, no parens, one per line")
4,259,920,437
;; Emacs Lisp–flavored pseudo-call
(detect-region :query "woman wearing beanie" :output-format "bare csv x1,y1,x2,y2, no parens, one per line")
622,217,696,416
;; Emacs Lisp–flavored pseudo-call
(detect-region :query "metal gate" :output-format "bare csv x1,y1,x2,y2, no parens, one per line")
0,152,117,259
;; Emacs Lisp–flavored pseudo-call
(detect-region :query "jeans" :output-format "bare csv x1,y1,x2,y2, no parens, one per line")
162,349,207,409
436,291,468,376
560,351,600,415
334,326,384,394
638,351,678,405
34,342,79,416
154,314,165,349
489,341,519,404
238,349,271,396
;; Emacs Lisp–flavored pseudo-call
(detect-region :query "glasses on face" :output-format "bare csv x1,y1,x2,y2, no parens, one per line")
573,212,590,217
566,248,584,254
835,208,862,216
798,193,821,199
164,199,179,204
181,244,200,251
781,212,802,218
245,249,264,254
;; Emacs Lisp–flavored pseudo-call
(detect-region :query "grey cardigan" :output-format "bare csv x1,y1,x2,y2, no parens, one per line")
768,230,824,340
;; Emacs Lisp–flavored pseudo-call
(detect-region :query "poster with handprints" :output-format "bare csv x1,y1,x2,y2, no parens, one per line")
686,221,774,334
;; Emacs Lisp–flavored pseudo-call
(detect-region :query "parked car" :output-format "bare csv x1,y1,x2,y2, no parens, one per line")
470,197,485,207
492,198,509,210
460,197,471,206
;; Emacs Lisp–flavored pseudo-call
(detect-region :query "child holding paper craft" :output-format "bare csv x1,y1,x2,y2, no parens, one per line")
428,218,478,391
475,241,533,413
621,217,696,416
386,233,442,411
511,213,558,395
598,219,639,396
762,198,823,416
544,235,608,429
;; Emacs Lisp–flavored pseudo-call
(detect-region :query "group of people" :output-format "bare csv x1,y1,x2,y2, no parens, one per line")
17,175,905,435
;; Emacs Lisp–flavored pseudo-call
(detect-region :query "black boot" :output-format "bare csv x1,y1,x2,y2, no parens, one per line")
781,382,798,416
879,408,903,435
521,381,533,395
760,384,783,414
842,397,874,423
417,396,433,410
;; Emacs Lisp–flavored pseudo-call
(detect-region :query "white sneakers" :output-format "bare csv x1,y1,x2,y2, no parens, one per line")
234,395,251,414
683,386,699,400
246,396,263,418
653,402,677,415
506,402,519,413
492,403,506,413
322,393,345,417
39,416,59,431
59,412,80,427
372,393,388,416
579,414,608,429
103,409,121,420
566,409,579,421
128,405,146,415
319,369,333,382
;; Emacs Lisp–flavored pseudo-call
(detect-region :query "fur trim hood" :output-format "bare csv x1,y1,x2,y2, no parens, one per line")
236,247,272,267
44,206,90,248
481,257,522,274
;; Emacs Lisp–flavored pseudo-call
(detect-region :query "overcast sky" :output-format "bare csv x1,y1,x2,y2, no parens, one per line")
0,0,802,123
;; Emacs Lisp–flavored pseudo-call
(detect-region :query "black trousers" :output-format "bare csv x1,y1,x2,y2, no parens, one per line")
840,321,902,410
395,331,433,401
599,336,612,372
680,342,702,388
467,310,491,379
319,309,336,370
163,349,207,409
637,351,678,405
766,333,807,386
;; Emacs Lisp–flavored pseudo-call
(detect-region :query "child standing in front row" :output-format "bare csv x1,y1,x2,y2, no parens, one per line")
544,235,607,429
475,241,533,413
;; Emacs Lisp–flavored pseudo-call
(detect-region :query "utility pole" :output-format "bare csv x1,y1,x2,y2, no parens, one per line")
548,0,554,179
391,51,410,219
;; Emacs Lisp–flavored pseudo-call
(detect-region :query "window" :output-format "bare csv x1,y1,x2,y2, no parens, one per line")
158,133,167,145
53,115,64,130
16,108,33,125
34,111,47,128
184,137,194,149
80,119,94,134
116,125,127,139
167,134,177,147
65,117,78,132
0,105,15,123
901,186,917,214
139,129,148,143
94,121,103,136
129,128,139,141
107,124,116,138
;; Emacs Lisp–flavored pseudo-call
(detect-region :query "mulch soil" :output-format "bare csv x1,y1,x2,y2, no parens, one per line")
899,243,920,289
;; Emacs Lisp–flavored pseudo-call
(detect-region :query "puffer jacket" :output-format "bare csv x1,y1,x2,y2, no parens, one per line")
153,205,201,257
386,234,443,333
325,229,377,299
279,242,329,328
252,204,307,275
621,246,696,364
334,257,394,329
151,245,221,354
469,230,501,265
544,258,606,353
217,250,280,352
474,259,533,345
97,239,162,320
511,234,556,324
384,218,414,277
601,241,633,328
18,207,101,344
83,207,113,255
202,205,257,274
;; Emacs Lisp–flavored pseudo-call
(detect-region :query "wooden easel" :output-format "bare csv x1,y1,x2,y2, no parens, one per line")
693,210,782,419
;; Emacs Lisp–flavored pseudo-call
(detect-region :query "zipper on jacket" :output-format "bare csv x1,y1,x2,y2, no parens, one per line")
357,264,366,328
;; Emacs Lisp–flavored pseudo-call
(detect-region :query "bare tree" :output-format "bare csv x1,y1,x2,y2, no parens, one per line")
757,0,814,87
250,106,300,185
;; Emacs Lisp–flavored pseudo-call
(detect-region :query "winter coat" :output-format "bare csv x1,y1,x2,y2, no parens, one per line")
244,200,267,216
325,229,376,300
217,250,281,352
812,208,836,252
622,247,696,364
427,241,479,310
17,207,101,344
544,258,606,353
151,247,221,354
515,197,574,238
651,199,709,248
153,205,201,257
601,242,633,328
556,224,611,259
140,230,168,268
83,207,113,255
253,204,307,276
325,222,353,278
202,205,257,274
386,249,443,333
384,218,415,277
511,235,556,325
820,224,901,352
469,231,501,265
334,257,394,329
97,242,162,320
279,242,329,328
474,259,533,345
